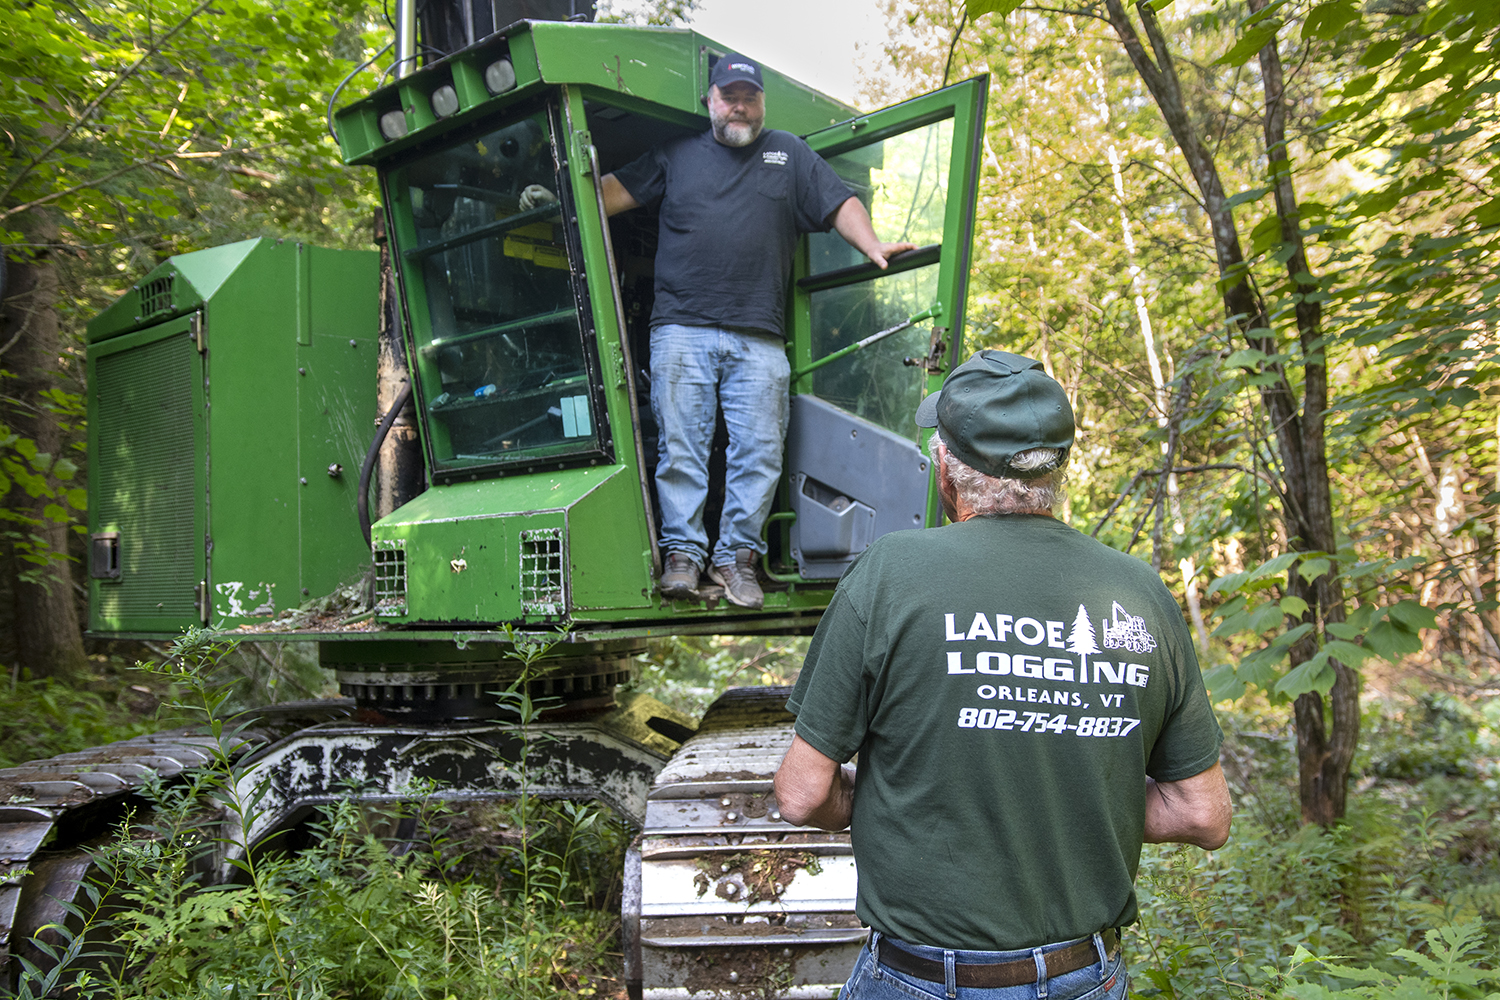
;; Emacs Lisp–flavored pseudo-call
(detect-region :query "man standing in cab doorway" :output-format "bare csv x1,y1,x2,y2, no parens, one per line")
774,350,1232,998
601,54,916,609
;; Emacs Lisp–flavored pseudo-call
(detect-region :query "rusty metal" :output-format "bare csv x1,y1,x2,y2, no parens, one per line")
625,687,863,1000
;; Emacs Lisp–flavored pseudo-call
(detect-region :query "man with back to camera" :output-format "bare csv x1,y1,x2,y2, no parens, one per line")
773,350,1232,999
599,54,916,610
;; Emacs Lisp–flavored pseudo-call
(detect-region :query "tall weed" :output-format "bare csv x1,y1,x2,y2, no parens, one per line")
10,628,621,999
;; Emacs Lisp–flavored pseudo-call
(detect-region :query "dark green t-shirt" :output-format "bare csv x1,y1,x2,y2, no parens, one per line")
787,515,1223,951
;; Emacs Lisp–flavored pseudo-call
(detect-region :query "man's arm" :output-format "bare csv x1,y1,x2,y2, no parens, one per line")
773,734,856,831
829,196,918,269
1144,761,1232,849
601,173,641,216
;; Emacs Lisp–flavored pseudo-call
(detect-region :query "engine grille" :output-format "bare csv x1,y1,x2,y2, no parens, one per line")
519,527,566,616
137,273,175,320
373,539,407,615
92,329,199,624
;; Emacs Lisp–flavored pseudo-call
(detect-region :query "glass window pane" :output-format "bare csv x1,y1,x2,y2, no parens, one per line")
807,263,939,438
808,118,954,276
391,109,602,470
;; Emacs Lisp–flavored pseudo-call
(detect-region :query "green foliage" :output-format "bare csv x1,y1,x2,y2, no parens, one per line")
1203,549,1437,702
0,0,387,593
626,634,808,717
1130,692,1500,998
965,0,1026,20
1274,922,1500,998
0,655,197,768
0,0,383,248
0,386,86,585
12,629,621,998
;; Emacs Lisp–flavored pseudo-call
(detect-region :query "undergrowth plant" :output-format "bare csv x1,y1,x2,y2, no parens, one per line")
1129,691,1500,1000
1273,921,1500,999
10,627,621,999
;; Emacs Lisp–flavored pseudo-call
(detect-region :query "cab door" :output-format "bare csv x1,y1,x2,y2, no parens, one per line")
782,76,988,580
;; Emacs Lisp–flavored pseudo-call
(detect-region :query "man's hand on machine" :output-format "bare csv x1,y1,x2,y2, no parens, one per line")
865,240,919,269
519,184,558,211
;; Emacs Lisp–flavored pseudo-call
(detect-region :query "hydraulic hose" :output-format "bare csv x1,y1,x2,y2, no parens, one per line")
358,382,412,548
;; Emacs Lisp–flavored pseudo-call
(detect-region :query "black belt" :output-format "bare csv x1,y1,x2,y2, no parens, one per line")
876,928,1119,989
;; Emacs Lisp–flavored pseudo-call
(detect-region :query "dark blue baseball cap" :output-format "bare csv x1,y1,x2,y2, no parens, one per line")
709,53,764,92
915,350,1075,479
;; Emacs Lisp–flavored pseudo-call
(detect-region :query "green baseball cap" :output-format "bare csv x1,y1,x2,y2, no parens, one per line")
915,350,1075,479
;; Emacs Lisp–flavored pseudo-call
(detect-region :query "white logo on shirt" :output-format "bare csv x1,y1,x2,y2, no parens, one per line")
763,150,788,166
1101,601,1158,653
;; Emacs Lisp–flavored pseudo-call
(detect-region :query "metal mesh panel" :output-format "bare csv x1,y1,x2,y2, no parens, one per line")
93,330,199,623
519,527,566,616
373,540,407,614
138,274,175,319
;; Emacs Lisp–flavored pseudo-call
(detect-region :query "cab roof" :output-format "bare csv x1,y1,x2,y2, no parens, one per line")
333,20,860,167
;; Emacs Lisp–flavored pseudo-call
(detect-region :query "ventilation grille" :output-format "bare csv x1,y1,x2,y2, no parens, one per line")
138,274,175,320
373,539,407,615
93,331,199,624
519,527,566,616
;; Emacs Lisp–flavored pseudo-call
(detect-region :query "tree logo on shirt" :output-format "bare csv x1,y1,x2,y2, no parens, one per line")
1101,601,1158,654
1067,604,1100,674
763,150,788,165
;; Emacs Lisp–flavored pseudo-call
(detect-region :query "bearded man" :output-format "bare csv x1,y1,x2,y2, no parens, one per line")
602,54,914,609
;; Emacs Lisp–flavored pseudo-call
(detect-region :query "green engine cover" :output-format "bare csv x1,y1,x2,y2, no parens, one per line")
85,239,380,633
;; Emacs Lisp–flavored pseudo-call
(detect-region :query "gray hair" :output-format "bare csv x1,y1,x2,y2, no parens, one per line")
928,428,1067,517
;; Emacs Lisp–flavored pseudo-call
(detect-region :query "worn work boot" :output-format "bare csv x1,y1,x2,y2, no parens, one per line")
709,548,764,610
659,551,702,600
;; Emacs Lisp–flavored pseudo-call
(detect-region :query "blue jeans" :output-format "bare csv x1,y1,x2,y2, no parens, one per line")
649,324,790,567
841,930,1129,1000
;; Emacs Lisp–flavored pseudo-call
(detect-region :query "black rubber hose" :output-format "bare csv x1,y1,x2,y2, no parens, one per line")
358,383,412,548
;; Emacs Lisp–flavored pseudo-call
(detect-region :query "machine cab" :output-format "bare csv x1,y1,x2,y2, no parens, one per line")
337,22,987,628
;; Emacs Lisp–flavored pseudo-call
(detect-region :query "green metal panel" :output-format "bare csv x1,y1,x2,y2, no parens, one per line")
88,238,380,636
333,22,855,168
88,316,206,632
199,240,380,619
564,462,653,612
199,241,304,620
87,241,262,343
296,246,384,593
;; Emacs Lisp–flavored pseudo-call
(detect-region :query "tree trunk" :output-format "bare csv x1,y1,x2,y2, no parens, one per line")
1250,0,1357,826
1,215,88,680
1101,0,1356,823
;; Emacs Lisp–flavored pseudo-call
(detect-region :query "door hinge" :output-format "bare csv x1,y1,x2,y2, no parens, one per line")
608,341,626,388
574,129,596,176
195,579,209,624
188,312,206,353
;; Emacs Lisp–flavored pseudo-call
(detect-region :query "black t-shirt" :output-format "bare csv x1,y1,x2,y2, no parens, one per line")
612,128,854,337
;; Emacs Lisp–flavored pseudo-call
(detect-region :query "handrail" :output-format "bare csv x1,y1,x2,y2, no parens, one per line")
796,243,940,294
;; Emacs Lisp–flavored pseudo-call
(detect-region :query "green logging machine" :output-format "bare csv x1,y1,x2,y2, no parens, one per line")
8,2,991,996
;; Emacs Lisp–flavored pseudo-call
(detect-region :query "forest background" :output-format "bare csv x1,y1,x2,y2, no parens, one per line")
0,0,1497,995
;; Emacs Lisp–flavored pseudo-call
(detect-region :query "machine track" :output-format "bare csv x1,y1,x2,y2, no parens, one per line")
625,687,862,1000
0,700,353,986
1,688,863,997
